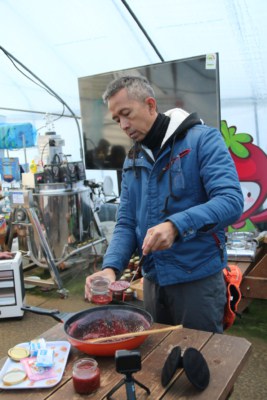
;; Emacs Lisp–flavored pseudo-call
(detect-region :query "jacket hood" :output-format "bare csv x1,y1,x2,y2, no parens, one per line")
162,108,190,144
128,109,202,177
162,108,203,147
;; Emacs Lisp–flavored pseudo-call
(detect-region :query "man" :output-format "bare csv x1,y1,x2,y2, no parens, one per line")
85,75,243,333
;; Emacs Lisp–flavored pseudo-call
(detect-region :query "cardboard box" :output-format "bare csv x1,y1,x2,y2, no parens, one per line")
130,278,143,301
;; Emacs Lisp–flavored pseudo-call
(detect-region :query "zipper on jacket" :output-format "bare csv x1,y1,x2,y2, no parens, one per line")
157,148,191,182
212,233,225,262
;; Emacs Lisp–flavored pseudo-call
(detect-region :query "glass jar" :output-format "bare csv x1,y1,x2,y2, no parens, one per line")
123,288,134,301
128,258,135,271
72,358,100,394
124,268,131,275
109,280,130,301
90,277,112,305
124,273,132,282
134,261,140,270
112,290,123,301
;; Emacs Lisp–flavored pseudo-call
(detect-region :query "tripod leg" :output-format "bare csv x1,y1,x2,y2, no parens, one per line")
125,380,137,400
106,378,126,399
133,377,151,395
106,374,150,399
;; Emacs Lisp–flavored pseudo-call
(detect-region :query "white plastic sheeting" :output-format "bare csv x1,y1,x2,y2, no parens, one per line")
0,0,267,160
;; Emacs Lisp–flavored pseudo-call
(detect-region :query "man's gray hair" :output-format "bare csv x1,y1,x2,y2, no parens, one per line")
102,75,155,104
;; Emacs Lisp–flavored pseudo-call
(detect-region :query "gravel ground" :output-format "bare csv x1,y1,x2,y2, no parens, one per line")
229,336,267,399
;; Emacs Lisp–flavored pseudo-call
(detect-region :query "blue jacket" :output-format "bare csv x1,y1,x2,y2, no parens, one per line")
102,109,244,286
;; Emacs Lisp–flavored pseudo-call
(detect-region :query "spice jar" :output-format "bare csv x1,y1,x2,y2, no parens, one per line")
124,273,132,282
130,271,138,281
112,290,123,301
72,358,100,394
134,261,140,271
123,268,131,275
123,288,134,301
90,277,112,305
128,258,135,271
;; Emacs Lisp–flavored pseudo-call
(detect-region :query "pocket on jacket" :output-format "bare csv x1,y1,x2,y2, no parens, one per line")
170,157,185,196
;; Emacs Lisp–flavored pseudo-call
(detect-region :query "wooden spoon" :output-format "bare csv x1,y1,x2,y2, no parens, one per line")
85,324,183,343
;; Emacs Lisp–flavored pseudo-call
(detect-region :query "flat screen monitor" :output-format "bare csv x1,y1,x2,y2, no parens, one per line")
78,53,220,172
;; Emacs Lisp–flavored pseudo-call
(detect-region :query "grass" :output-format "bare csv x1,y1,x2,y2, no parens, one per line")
25,261,96,301
227,299,267,342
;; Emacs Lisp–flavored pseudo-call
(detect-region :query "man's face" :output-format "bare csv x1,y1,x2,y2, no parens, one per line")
108,88,157,142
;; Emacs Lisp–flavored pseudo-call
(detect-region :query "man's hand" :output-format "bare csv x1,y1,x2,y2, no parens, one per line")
142,221,178,255
0,251,13,259
84,268,116,301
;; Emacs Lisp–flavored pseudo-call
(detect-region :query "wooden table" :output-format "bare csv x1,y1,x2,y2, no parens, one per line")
0,322,251,399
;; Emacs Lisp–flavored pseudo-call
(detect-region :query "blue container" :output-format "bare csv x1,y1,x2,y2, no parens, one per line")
0,123,37,149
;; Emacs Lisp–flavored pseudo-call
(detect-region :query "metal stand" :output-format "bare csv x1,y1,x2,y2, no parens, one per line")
6,188,108,296
106,372,150,400
7,205,68,296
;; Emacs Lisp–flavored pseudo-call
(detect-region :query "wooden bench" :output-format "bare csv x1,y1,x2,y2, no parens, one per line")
232,243,267,312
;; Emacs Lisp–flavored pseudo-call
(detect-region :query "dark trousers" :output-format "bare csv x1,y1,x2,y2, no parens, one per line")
143,270,226,333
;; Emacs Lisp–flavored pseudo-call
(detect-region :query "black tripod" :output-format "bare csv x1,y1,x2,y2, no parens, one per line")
106,371,150,400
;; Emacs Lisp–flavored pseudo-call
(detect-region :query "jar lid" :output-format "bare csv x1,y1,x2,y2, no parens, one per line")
91,276,110,285
91,277,110,294
2,369,27,386
109,280,130,292
74,358,98,369
8,346,30,361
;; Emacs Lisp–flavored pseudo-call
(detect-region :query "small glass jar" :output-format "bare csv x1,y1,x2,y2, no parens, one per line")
112,290,123,301
128,258,135,271
72,358,100,394
124,273,132,282
123,288,134,301
109,280,130,301
134,261,140,270
90,277,112,305
123,268,131,275
130,271,137,281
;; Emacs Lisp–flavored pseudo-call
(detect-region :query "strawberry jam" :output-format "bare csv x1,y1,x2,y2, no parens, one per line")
91,293,112,305
90,277,112,305
72,358,100,394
